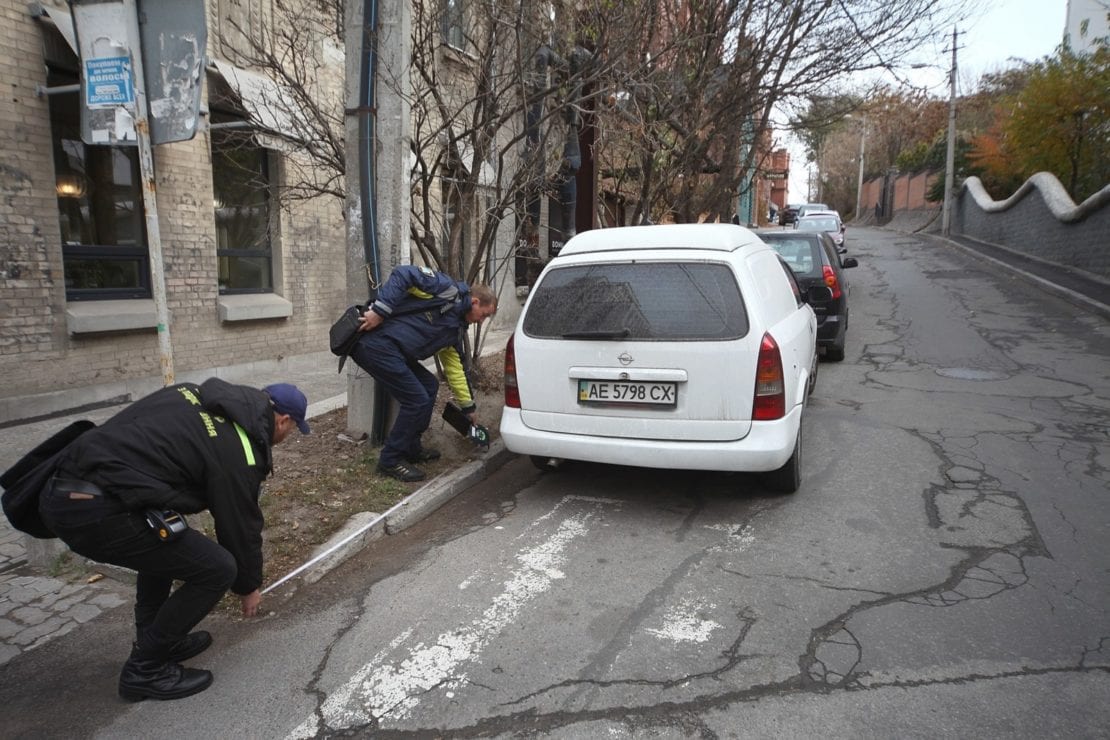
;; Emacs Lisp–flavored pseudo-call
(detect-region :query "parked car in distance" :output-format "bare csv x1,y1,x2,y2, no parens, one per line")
796,202,830,219
501,223,833,493
755,229,858,362
795,212,846,252
778,203,801,226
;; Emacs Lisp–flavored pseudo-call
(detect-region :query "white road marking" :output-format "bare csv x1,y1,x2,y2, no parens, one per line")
287,497,613,737
646,599,721,644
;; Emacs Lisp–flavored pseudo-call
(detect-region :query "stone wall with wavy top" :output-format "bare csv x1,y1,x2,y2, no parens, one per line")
954,174,1110,279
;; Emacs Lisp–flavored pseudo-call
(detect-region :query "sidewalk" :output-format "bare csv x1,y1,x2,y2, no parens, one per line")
914,232,1110,322
0,329,513,667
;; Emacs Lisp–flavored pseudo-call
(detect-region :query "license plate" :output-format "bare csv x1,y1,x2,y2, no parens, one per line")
577,380,677,406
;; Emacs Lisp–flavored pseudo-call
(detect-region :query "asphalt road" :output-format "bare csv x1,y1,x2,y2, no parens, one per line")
3,226,1108,738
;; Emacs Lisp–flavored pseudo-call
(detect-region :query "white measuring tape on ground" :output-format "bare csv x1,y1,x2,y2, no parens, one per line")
261,496,412,595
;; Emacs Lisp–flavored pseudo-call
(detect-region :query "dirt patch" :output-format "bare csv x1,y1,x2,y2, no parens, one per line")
254,350,506,583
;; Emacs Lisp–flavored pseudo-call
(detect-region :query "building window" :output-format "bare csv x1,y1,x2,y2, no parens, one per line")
442,0,465,50
211,119,274,293
48,66,150,301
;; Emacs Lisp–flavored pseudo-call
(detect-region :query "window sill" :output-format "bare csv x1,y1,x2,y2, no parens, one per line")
66,299,159,334
218,293,293,322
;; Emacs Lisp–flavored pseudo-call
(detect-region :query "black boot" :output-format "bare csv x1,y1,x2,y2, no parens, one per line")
118,645,213,702
167,631,213,662
136,627,213,663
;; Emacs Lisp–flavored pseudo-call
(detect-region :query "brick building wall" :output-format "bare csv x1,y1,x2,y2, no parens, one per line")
0,0,347,418
0,2,70,382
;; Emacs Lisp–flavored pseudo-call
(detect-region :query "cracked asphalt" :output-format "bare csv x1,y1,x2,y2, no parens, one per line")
2,226,1107,738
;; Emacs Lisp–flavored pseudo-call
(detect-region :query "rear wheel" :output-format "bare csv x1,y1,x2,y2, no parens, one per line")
763,428,801,493
825,341,845,362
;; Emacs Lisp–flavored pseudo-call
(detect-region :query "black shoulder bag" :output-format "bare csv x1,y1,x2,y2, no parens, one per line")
1,419,96,538
329,304,366,373
329,294,462,373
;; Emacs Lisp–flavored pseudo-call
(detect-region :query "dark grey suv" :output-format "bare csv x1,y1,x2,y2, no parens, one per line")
755,230,858,361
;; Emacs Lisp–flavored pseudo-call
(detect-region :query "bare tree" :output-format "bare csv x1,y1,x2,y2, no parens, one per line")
595,0,976,225
214,0,347,204
217,0,975,283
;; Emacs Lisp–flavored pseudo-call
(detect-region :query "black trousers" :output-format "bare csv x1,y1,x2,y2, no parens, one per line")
38,483,236,656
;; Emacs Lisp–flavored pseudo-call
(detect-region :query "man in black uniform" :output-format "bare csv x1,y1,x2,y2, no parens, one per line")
37,378,308,701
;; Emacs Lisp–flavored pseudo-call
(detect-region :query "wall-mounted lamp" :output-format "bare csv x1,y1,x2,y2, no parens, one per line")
56,174,86,198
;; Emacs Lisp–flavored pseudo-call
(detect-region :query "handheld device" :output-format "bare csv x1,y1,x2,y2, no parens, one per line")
442,402,490,449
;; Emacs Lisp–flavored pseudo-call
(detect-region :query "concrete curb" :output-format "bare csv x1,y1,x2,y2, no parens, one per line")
273,440,516,590
385,440,514,534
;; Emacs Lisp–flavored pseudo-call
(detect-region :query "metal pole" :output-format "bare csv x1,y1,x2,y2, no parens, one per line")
941,27,957,237
855,115,866,220
123,0,174,385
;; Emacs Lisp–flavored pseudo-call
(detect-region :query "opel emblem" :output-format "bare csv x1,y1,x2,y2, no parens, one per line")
617,352,633,366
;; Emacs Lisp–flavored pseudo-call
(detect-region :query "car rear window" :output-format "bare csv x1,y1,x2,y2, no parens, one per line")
523,262,749,340
799,217,839,232
761,238,821,278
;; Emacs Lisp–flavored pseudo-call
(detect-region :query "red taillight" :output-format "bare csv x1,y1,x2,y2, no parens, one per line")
822,265,842,299
753,332,786,420
504,334,520,408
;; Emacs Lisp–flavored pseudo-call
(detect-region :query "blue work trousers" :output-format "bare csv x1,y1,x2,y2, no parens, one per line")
351,332,439,467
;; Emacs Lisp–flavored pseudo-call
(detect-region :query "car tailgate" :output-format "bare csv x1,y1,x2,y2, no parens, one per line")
514,336,757,441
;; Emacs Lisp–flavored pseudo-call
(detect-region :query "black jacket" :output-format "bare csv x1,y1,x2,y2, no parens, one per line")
56,378,274,594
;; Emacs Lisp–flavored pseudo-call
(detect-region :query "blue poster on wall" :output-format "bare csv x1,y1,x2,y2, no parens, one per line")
84,56,134,108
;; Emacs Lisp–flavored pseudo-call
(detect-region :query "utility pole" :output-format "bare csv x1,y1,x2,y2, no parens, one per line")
855,114,867,220
941,26,958,237
344,0,411,438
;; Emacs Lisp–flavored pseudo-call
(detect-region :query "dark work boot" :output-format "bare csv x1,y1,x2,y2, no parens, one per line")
377,461,426,482
167,630,213,663
136,626,213,663
118,645,213,702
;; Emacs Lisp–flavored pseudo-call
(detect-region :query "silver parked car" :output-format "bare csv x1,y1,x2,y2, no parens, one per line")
500,223,831,493
795,212,846,252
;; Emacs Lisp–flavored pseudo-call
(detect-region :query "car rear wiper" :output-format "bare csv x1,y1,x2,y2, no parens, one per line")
561,328,631,339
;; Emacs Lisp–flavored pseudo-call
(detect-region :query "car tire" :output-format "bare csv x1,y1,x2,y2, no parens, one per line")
825,341,845,362
763,427,801,493
807,352,819,396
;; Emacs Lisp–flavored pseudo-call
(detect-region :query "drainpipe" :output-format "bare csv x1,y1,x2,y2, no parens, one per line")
357,0,389,443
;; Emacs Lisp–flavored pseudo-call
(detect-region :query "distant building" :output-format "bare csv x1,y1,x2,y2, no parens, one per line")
764,148,791,215
1065,0,1110,53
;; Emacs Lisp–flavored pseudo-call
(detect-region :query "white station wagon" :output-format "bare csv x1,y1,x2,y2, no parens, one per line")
500,223,830,493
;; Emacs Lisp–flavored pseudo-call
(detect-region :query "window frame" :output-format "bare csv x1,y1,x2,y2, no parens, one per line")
209,108,278,296
441,0,466,51
46,54,152,302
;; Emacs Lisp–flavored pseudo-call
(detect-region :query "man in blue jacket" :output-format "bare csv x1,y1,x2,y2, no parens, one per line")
37,379,309,701
353,265,498,482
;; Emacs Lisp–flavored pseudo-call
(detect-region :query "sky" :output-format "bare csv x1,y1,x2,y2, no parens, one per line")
786,0,1069,202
